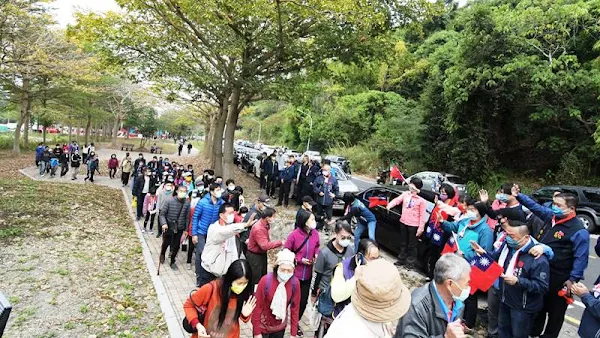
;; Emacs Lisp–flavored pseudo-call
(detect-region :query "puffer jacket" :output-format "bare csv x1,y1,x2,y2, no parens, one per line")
158,196,190,232
395,282,464,338
313,175,339,206
192,193,224,236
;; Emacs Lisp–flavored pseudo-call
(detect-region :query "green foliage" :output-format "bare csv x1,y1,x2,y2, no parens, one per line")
328,144,382,175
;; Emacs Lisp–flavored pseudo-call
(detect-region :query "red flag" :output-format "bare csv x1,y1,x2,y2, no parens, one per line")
368,196,388,208
469,252,504,294
390,165,405,182
441,233,458,255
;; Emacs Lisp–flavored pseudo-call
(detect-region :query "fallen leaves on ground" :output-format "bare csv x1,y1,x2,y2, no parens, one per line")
0,151,35,180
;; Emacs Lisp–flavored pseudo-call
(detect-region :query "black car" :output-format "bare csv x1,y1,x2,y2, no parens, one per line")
325,155,351,174
531,185,600,233
356,185,437,274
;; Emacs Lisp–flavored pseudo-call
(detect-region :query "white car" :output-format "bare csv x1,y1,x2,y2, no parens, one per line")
330,164,359,209
304,150,322,163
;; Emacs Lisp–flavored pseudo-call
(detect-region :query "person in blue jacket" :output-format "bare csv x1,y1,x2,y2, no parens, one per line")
490,221,550,338
336,192,377,249
192,183,224,287
313,164,339,224
572,238,600,338
512,185,589,338
441,198,493,330
35,142,45,167
276,160,296,207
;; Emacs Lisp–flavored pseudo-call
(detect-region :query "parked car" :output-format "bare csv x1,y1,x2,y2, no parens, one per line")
531,185,600,233
403,171,467,196
356,185,436,273
330,164,359,210
325,155,351,174
304,150,322,163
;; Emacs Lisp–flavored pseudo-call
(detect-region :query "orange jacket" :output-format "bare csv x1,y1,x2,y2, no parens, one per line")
183,280,250,338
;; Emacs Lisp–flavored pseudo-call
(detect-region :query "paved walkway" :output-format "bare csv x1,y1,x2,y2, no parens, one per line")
20,146,315,338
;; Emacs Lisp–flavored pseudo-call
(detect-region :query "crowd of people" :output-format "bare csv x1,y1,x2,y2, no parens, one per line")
35,141,99,181
33,141,600,338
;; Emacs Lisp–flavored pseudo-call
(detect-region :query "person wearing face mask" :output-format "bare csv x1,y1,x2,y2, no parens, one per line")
241,194,270,256
295,196,317,228
159,185,191,270
252,249,300,338
70,150,81,180
330,239,380,317
133,168,156,220
479,184,525,233
247,208,285,286
215,176,223,187
202,169,215,189
183,259,256,338
386,177,428,269
285,210,321,328
441,197,493,330
571,238,600,338
198,204,256,287
312,221,355,336
84,152,99,182
192,183,225,287
487,222,550,338
325,258,411,338
186,188,203,269
313,164,339,226
181,171,195,192
277,160,296,207
395,253,469,338
512,185,589,338
264,154,280,198
107,154,118,179
155,176,175,237
222,179,240,210
120,153,133,186
336,192,377,250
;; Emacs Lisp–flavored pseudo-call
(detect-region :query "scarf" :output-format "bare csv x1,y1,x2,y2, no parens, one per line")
270,276,288,321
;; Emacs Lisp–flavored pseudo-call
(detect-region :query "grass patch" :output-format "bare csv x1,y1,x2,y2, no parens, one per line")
80,305,89,314
14,306,36,326
53,267,69,276
8,295,19,305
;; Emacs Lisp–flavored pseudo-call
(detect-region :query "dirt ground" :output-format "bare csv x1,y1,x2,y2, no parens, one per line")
0,153,168,337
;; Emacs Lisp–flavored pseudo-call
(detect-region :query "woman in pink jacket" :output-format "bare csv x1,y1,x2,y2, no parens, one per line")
142,190,158,234
386,177,428,269
285,210,320,335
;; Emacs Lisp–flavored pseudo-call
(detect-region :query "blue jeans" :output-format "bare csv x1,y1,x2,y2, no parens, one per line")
354,220,376,249
498,302,534,338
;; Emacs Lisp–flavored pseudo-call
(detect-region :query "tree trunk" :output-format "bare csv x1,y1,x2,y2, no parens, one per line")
211,96,229,175
84,114,91,145
23,113,29,149
13,78,30,154
68,118,73,143
43,128,47,144
205,113,216,160
111,115,120,147
222,87,242,181
76,119,80,142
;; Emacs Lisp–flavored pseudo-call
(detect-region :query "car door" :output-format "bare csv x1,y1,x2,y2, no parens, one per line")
368,189,402,255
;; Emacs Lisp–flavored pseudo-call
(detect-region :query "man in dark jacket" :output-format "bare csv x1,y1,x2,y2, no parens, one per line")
159,185,190,270
70,150,81,180
264,153,279,198
59,150,70,177
396,253,469,338
572,238,600,338
133,168,156,220
515,187,589,338
337,192,377,249
297,155,310,202
52,143,63,158
242,194,270,256
313,164,339,222
259,152,268,189
277,160,296,207
492,222,550,338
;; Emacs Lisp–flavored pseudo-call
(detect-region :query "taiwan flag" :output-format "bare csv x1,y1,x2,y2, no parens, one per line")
469,252,504,295
368,196,388,209
441,233,458,255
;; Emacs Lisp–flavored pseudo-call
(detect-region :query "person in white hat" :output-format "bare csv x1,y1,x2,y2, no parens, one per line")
324,259,411,338
252,249,301,338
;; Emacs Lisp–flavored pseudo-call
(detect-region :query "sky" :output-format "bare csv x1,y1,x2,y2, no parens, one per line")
51,0,121,27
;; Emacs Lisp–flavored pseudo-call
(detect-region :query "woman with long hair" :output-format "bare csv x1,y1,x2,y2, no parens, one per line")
183,259,257,338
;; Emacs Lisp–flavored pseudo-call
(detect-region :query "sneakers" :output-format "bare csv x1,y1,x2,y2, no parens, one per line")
141,228,146,234
170,263,178,271
187,263,192,270
150,230,154,235
297,328,304,337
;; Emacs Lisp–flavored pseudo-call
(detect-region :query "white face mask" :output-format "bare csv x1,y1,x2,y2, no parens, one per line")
177,192,187,199
225,214,235,224
278,271,293,283
228,185,235,191
450,281,470,302
338,238,351,247
465,211,478,220
322,170,330,177
214,190,222,199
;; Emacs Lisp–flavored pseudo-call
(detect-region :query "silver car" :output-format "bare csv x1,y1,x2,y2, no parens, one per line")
403,171,467,196
330,164,360,209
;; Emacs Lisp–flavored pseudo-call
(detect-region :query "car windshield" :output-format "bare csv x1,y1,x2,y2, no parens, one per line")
446,175,466,184
333,167,348,180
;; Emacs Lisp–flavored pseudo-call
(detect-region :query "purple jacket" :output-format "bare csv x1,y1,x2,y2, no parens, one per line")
285,228,320,281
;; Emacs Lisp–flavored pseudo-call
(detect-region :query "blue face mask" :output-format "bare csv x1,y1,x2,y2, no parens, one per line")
496,194,509,203
551,205,565,217
505,236,520,248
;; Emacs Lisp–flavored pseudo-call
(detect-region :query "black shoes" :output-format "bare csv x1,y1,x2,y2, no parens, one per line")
170,263,178,271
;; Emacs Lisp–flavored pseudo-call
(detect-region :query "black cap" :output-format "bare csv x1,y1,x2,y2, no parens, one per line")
496,207,526,222
302,195,317,206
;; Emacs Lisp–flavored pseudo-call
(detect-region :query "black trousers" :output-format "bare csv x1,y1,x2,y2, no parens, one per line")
266,176,277,196
160,229,184,264
196,263,217,288
398,223,418,264
298,279,311,327
109,168,117,178
143,212,155,230
137,192,147,218
60,163,69,177
246,251,267,286
186,235,194,264
463,292,478,329
260,171,267,189
121,172,130,185
531,277,569,338
263,331,285,338
278,180,292,206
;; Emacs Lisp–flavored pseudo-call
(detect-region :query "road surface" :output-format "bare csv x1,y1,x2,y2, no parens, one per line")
350,174,592,335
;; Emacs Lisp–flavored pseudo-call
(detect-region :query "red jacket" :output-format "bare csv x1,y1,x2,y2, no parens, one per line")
252,273,300,336
108,158,119,169
248,219,283,254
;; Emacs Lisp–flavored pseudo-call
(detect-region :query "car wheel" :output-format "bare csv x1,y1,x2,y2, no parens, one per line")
577,214,596,233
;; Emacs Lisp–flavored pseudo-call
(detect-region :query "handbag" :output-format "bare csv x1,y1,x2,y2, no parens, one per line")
182,282,214,333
